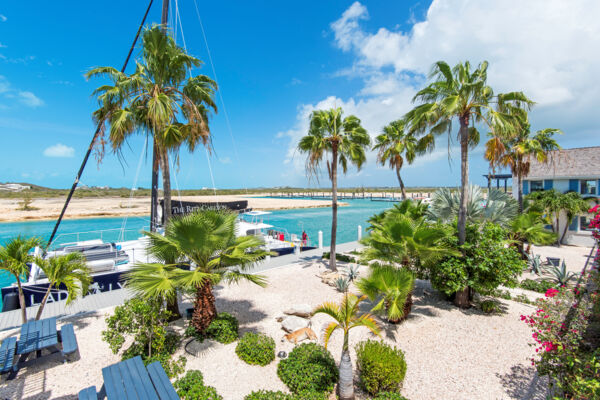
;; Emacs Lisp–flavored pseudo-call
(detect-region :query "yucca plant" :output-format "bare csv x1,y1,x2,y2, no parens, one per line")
545,260,577,287
356,265,415,323
313,293,380,400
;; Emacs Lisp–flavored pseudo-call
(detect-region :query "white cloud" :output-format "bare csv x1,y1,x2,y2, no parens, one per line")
43,143,74,158
219,157,231,164
0,15,6,22
0,76,9,93
18,91,43,107
280,0,600,187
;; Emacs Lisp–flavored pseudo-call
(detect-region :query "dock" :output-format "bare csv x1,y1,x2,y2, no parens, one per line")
267,191,431,201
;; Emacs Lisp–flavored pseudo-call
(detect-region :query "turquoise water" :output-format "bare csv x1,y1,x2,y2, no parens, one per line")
0,199,395,294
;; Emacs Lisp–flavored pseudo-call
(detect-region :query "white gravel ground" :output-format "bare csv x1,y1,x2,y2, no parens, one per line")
1,245,586,400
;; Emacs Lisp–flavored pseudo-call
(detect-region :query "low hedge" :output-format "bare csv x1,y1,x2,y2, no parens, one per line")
174,370,223,400
244,390,328,400
519,278,554,293
356,340,407,395
277,343,338,394
205,312,239,344
321,252,355,263
236,332,276,366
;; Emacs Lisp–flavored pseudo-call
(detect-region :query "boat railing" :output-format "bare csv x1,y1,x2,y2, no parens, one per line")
51,228,143,248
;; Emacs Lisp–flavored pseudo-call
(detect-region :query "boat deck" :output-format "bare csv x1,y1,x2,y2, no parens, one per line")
0,241,361,332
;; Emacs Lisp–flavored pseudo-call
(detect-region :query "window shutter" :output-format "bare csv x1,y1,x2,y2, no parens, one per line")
544,180,553,190
568,217,579,231
523,180,529,195
569,179,579,192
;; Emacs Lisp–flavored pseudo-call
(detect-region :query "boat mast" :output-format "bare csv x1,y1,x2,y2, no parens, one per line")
150,0,169,232
45,1,155,249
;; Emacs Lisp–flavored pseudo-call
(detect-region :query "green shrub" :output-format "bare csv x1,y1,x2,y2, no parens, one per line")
355,340,407,395
205,312,239,344
174,370,223,400
277,343,338,394
144,354,187,379
373,392,410,400
480,300,499,314
244,390,328,400
321,252,354,263
518,278,554,293
236,332,276,366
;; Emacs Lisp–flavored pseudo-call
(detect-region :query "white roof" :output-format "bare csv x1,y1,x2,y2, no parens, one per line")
243,211,272,216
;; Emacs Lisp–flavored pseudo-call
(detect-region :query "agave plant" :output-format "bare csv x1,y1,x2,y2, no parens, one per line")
544,260,577,287
527,253,543,275
335,277,350,293
344,264,360,282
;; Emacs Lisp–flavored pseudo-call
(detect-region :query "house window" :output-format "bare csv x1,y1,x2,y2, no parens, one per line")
581,180,597,195
530,180,544,192
579,216,592,231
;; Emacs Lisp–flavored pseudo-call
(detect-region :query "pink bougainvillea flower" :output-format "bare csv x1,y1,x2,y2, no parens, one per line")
545,288,559,298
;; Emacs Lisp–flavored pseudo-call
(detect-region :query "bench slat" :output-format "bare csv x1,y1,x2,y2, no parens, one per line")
147,361,179,400
78,385,97,400
102,363,122,400
130,356,159,400
60,324,78,355
0,337,17,373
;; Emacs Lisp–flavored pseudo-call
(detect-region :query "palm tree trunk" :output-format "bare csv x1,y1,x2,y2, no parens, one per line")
330,145,338,272
517,172,524,213
454,116,470,308
396,167,407,200
35,284,54,320
15,277,27,323
166,295,181,321
192,282,217,333
560,216,571,245
338,333,354,400
555,215,561,247
159,148,172,225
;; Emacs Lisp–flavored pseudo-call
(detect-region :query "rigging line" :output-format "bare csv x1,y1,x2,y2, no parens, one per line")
174,0,219,206
45,0,155,249
119,135,148,242
192,0,248,195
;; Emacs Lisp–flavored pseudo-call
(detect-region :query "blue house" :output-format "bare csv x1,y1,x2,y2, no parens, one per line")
520,146,599,246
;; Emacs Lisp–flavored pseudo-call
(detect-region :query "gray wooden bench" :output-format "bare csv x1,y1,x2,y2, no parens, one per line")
78,385,97,400
0,337,17,373
147,361,179,400
60,323,79,361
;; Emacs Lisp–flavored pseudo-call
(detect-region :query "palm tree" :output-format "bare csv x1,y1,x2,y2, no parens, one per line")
559,192,590,245
373,119,418,199
87,26,217,224
0,236,42,323
427,185,518,227
356,265,415,323
313,293,380,400
124,263,182,320
509,212,556,257
405,61,530,261
297,107,370,271
485,99,561,212
34,253,91,320
138,209,270,333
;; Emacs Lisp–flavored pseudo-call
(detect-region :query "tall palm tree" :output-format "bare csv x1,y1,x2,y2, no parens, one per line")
34,253,91,320
0,236,42,323
404,61,531,265
314,293,380,400
373,119,418,199
297,107,370,271
485,98,561,212
124,263,181,320
137,209,270,333
87,26,217,224
356,265,415,323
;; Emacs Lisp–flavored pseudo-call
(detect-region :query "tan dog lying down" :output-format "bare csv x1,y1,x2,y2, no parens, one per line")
283,327,318,344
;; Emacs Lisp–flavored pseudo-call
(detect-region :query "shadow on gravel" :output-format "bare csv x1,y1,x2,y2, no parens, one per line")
496,364,550,400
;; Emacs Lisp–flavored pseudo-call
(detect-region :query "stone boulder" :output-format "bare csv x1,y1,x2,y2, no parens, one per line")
281,315,310,333
318,270,344,287
283,304,313,318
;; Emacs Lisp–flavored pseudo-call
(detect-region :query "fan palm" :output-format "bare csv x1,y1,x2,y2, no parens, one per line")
34,253,91,320
509,212,556,257
0,236,42,323
366,199,427,229
485,97,561,212
297,107,370,271
86,26,217,224
405,60,531,262
313,293,380,400
356,265,415,323
135,209,270,333
373,119,419,199
427,185,518,227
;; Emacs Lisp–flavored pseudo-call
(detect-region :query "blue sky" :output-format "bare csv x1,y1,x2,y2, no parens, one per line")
1,1,598,190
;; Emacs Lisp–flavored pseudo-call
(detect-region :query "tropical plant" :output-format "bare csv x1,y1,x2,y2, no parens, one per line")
427,185,518,227
204,312,239,343
559,192,591,244
0,236,43,323
373,119,419,199
356,265,415,323
509,212,556,257
480,299,500,314
124,262,181,320
174,369,223,400
544,260,577,287
334,277,350,293
34,253,91,320
235,332,275,366
277,343,338,395
355,339,407,395
527,254,544,275
404,60,530,261
518,278,554,293
367,200,428,228
313,293,380,400
87,26,217,224
344,264,360,282
138,209,270,333
484,95,561,212
297,107,370,271
244,390,328,400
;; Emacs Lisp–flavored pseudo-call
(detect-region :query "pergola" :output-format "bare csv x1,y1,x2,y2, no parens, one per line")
483,174,512,193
